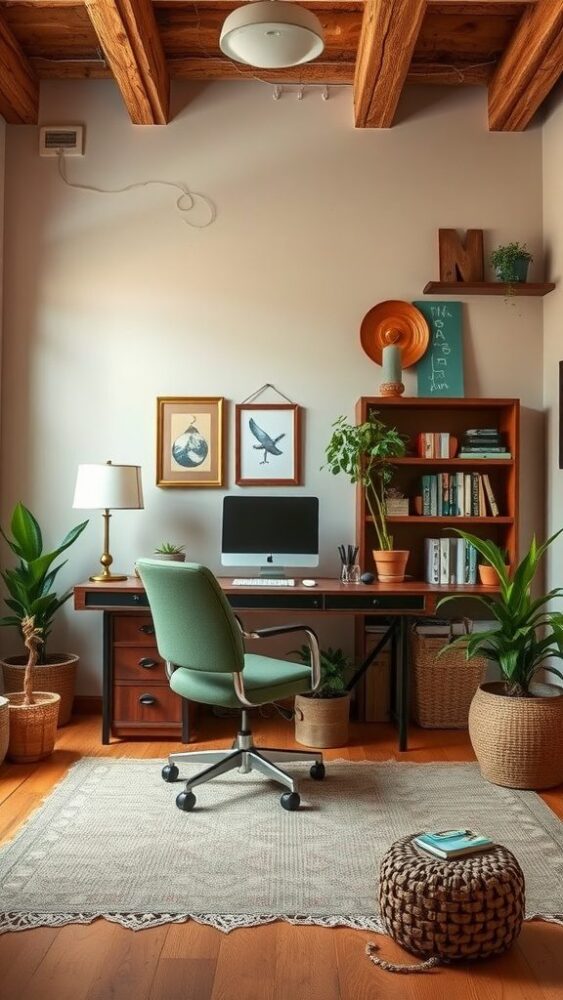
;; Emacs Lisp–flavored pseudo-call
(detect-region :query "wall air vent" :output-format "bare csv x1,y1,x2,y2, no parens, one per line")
39,126,85,157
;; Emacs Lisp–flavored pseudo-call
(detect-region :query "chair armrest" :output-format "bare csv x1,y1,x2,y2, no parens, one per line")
234,623,321,701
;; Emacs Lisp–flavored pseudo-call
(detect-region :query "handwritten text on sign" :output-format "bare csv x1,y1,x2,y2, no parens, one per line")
413,300,464,398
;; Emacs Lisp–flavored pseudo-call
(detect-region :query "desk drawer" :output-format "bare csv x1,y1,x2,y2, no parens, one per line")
114,615,157,643
325,595,425,612
228,594,323,610
114,647,166,681
113,684,182,725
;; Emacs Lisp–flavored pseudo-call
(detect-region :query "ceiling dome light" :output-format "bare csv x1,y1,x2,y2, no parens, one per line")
219,1,324,69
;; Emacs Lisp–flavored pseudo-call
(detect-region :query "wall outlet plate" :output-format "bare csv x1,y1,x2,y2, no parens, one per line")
39,126,85,157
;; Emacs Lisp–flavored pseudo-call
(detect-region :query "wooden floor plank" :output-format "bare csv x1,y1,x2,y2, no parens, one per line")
0,712,561,1000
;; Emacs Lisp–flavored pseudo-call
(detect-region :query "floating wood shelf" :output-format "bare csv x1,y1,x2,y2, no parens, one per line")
393,458,514,467
423,281,555,296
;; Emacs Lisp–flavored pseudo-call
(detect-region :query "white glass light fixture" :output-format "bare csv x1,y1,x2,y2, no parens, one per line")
73,461,143,582
219,1,324,69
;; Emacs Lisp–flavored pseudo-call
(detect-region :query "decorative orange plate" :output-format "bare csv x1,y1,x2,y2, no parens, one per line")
360,300,430,369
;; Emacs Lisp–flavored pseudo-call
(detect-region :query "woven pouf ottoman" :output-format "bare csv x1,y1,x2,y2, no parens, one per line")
374,834,525,970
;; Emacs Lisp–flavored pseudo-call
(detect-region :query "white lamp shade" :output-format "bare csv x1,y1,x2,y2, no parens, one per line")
73,463,144,510
220,1,324,69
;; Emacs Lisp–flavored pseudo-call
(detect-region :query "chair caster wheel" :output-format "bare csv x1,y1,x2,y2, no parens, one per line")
176,790,196,811
162,763,179,783
281,791,300,811
310,762,325,780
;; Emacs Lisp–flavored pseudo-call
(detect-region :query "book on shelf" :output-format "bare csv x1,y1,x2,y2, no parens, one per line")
459,428,510,458
414,830,494,859
425,538,477,584
457,452,512,460
417,432,457,459
419,473,501,517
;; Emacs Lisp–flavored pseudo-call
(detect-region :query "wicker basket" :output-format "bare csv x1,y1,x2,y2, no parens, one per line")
294,693,350,748
410,626,486,728
469,681,563,790
2,654,77,726
0,696,9,765
6,692,60,762
379,835,524,962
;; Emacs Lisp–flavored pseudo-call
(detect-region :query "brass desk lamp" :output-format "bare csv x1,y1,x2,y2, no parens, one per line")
73,461,143,582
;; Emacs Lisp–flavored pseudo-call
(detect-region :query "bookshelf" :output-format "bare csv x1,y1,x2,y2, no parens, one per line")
355,397,520,586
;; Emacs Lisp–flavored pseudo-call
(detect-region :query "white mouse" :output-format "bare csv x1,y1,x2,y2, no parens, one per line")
301,579,317,587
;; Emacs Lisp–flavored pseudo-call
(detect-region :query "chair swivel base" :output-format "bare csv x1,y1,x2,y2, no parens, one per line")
162,729,325,812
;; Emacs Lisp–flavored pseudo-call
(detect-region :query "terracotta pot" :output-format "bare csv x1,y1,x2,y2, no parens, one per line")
373,550,409,583
0,696,9,765
6,692,61,763
468,681,563,790
2,654,78,726
294,692,350,748
478,564,510,587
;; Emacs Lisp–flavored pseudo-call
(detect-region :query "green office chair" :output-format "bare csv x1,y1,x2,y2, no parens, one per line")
137,560,325,812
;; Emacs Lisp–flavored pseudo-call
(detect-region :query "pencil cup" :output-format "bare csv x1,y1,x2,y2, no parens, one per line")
341,564,361,584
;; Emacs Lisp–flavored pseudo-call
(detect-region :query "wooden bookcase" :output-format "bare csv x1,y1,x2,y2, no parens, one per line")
355,397,519,582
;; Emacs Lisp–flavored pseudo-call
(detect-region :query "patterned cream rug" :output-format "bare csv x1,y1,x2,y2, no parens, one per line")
1,758,562,934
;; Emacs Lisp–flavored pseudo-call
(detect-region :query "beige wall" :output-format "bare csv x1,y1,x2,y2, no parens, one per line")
1,81,545,693
543,82,563,599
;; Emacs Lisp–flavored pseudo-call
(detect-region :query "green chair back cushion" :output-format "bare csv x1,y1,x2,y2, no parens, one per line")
136,560,245,673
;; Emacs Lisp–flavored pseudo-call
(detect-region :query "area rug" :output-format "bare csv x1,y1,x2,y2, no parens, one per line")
1,758,562,934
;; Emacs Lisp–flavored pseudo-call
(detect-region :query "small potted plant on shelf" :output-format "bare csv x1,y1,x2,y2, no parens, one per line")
490,242,533,283
438,529,563,790
324,412,408,582
292,645,351,748
5,615,61,761
0,503,88,727
153,542,186,563
478,546,510,587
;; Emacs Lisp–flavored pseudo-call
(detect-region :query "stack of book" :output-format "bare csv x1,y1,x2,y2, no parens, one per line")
417,432,457,458
421,473,500,517
414,830,494,859
424,537,478,584
457,428,511,460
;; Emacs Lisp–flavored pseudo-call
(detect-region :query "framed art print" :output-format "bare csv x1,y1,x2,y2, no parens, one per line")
235,403,301,486
156,397,225,487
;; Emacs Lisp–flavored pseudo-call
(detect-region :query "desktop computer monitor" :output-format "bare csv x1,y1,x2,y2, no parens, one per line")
221,496,319,573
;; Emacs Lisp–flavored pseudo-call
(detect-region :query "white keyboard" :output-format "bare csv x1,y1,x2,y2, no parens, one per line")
232,578,296,587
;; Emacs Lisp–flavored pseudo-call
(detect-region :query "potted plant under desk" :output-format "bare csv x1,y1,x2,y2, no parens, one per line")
439,530,563,790
324,413,409,582
6,616,60,762
0,503,88,726
293,645,351,748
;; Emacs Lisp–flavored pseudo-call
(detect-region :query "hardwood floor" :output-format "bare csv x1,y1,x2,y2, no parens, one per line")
1,712,562,1000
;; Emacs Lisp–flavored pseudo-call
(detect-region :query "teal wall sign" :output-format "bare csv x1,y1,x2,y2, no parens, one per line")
413,300,464,398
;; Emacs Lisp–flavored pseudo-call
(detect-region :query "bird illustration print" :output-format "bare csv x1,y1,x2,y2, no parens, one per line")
249,417,286,465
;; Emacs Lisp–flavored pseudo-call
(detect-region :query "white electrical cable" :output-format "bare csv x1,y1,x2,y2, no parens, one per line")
56,150,216,228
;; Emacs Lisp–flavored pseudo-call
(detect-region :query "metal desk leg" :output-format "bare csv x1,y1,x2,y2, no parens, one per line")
102,611,112,745
398,616,410,752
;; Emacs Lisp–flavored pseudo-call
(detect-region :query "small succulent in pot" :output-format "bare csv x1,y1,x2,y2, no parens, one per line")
490,242,533,283
154,542,186,562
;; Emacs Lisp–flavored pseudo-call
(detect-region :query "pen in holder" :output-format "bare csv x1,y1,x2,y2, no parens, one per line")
338,544,360,584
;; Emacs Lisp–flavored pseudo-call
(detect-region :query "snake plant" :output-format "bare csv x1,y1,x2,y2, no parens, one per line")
437,529,563,697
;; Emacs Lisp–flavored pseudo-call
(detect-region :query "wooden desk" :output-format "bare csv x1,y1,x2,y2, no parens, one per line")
74,576,481,750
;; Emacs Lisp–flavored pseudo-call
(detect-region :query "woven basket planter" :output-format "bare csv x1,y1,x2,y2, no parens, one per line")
2,653,78,726
294,693,350,748
0,696,9,765
379,835,525,962
469,682,563,790
410,628,486,728
6,692,61,763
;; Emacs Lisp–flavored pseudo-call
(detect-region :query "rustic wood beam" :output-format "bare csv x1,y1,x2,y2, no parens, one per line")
84,0,169,124
354,0,428,128
0,12,38,124
488,0,563,131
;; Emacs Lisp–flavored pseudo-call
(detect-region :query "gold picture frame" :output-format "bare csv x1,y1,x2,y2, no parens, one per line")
156,397,225,488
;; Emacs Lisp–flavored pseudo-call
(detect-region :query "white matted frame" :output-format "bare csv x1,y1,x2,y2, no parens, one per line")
235,403,302,486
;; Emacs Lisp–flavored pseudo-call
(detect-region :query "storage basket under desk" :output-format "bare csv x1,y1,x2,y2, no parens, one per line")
410,624,486,728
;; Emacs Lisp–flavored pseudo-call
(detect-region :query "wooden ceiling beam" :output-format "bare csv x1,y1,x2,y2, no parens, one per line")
354,0,428,128
488,0,563,130
84,0,169,124
0,11,38,123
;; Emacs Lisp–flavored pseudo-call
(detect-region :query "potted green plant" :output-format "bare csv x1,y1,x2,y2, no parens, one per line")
154,542,186,563
438,529,563,790
0,503,88,726
292,645,351,748
490,242,533,283
5,616,61,762
324,412,408,582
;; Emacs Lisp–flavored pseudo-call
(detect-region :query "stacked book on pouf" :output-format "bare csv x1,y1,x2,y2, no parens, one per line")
457,428,512,459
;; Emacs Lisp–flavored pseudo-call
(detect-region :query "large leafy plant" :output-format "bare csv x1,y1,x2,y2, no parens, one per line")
293,644,350,699
438,529,563,697
0,503,88,663
324,413,407,550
